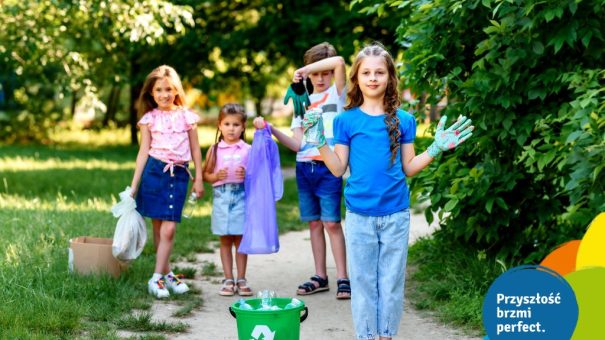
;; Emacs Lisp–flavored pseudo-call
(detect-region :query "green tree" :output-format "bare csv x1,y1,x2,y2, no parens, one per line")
147,0,401,116
354,0,605,262
0,0,194,142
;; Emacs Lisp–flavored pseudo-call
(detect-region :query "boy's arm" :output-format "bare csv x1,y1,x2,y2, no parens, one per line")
252,116,303,152
294,56,346,95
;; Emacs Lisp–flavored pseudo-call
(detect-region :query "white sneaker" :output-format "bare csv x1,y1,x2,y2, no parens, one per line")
148,278,170,298
165,274,190,294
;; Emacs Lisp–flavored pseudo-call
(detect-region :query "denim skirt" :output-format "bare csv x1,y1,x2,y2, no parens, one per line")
211,183,245,236
136,157,190,223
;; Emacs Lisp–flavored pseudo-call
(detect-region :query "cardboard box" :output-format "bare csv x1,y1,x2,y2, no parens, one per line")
69,236,126,278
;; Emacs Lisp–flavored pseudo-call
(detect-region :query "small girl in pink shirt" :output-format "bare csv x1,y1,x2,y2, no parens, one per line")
203,103,252,297
130,65,204,299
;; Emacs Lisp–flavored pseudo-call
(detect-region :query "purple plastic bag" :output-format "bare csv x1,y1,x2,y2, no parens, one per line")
238,125,283,254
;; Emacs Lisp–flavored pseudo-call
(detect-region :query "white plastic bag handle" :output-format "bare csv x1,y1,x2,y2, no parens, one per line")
111,186,136,218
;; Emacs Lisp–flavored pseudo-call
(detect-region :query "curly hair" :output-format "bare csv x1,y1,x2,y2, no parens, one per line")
345,43,401,166
136,65,187,117
203,103,247,174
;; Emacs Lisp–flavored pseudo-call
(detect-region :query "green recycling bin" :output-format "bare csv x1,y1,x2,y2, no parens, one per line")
229,298,309,340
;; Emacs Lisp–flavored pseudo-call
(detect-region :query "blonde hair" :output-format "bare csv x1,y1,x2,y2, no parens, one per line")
303,42,337,65
136,65,186,117
345,43,401,166
203,103,247,174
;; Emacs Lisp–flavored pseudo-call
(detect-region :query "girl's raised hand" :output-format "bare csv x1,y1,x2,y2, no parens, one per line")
427,115,474,158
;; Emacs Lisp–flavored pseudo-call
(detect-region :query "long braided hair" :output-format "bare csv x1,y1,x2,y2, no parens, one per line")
203,103,247,173
345,43,401,166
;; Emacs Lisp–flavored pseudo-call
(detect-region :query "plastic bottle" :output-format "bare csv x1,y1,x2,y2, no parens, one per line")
257,289,276,310
284,298,302,309
304,107,323,145
182,192,197,219
238,298,253,310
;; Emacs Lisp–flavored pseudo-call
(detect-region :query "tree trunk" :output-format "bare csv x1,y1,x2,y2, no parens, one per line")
129,53,142,146
129,83,141,145
254,99,263,117
103,85,120,127
70,90,78,119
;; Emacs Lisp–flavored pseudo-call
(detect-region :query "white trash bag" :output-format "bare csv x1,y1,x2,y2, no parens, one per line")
111,186,147,262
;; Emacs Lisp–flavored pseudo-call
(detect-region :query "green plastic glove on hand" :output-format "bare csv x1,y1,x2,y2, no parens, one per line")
302,108,326,148
284,82,311,118
427,115,474,158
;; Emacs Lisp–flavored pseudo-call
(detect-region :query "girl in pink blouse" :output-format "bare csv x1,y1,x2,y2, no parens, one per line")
203,103,252,296
130,65,204,299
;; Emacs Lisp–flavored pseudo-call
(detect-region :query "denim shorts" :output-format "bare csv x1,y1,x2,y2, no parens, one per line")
211,183,245,236
136,157,190,223
345,209,410,340
295,161,343,222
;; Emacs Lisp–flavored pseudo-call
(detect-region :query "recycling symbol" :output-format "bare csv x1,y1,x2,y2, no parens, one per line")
250,325,275,340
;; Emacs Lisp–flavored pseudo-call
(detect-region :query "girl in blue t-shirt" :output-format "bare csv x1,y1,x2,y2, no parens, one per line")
303,43,474,340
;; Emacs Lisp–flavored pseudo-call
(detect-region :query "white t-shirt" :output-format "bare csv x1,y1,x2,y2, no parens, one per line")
290,83,346,162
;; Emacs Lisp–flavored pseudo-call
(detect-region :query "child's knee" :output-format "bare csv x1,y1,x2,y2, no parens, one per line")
308,220,324,230
323,221,342,233
160,223,176,240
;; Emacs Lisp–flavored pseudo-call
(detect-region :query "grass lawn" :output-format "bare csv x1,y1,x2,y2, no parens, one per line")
0,125,304,338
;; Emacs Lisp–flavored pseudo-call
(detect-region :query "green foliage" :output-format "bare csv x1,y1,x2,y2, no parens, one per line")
116,313,188,332
357,0,605,262
0,0,194,142
407,237,504,331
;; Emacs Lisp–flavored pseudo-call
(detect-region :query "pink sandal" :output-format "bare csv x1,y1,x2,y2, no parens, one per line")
236,278,253,296
219,278,236,296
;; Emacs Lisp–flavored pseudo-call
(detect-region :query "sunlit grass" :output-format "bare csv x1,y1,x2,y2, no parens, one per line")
49,126,131,146
47,125,253,149
0,157,133,171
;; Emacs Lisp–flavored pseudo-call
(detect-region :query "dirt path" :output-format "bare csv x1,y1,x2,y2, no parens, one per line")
139,209,482,339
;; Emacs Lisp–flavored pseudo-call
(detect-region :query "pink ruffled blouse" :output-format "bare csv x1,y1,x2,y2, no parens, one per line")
138,108,200,163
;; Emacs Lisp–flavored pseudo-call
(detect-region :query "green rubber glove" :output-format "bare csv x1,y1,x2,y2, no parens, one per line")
302,108,326,148
284,82,311,118
427,115,474,158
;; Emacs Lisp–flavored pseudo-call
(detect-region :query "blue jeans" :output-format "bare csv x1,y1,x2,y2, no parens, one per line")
345,209,410,339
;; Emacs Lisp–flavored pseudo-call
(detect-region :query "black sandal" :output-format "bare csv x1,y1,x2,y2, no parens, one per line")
336,278,351,300
297,275,329,295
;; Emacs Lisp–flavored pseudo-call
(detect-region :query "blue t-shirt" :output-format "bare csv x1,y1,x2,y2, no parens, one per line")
333,107,416,216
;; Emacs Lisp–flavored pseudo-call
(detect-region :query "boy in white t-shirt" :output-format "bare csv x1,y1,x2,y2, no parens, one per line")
254,42,350,299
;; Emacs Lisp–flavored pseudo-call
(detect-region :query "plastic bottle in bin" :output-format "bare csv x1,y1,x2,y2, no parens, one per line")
284,298,302,309
238,298,253,310
182,192,197,219
257,289,276,310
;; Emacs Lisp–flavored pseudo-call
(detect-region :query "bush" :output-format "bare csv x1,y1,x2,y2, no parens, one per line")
356,0,605,262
